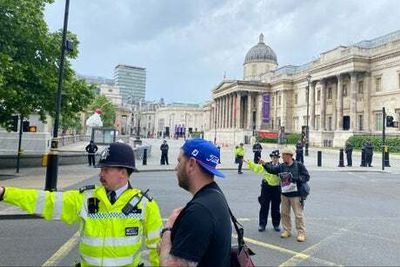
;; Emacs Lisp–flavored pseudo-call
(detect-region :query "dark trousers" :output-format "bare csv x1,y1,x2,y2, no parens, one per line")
253,152,261,163
296,152,304,164
258,181,281,227
161,153,169,165
366,153,373,166
346,152,352,166
237,157,243,173
88,154,95,166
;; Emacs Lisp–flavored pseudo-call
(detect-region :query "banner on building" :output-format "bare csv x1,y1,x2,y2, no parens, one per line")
262,94,270,123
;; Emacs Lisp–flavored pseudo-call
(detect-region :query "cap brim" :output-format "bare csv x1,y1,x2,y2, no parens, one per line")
197,160,225,178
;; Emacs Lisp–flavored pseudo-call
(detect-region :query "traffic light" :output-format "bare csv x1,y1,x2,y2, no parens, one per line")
386,116,394,127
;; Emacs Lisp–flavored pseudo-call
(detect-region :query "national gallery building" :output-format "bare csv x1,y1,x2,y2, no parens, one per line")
204,31,400,147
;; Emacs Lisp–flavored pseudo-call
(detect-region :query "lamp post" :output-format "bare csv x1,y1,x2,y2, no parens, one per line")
45,0,70,191
305,75,311,156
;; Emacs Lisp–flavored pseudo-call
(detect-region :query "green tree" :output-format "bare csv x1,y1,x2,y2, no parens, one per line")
88,95,116,128
0,0,94,131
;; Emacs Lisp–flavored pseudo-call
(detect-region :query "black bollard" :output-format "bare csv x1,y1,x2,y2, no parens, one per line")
360,148,366,167
142,149,147,165
338,149,345,167
384,146,390,167
317,151,322,167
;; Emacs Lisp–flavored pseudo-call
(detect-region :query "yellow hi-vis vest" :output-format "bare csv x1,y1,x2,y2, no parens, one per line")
247,161,280,186
235,147,245,157
3,186,162,267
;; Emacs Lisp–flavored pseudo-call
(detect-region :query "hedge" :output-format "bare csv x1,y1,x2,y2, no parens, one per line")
348,135,400,153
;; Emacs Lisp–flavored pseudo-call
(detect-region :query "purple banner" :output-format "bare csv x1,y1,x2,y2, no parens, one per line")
262,94,270,123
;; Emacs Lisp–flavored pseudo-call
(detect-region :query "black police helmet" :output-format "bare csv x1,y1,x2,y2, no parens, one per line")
269,149,280,158
95,142,136,171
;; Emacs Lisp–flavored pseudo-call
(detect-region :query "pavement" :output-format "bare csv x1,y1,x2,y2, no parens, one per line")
1,137,399,192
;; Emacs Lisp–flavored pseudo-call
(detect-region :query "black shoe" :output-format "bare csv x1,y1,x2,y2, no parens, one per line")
238,171,243,174
258,225,266,232
273,226,281,232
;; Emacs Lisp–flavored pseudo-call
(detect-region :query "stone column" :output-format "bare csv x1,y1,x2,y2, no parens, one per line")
350,72,357,131
332,81,337,131
218,98,222,128
310,83,315,130
274,92,278,130
247,93,253,129
320,80,326,130
363,73,371,131
223,96,227,128
336,74,343,130
236,92,242,129
228,94,232,128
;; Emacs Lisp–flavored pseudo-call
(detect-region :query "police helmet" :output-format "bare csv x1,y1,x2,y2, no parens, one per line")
269,150,280,158
95,142,136,171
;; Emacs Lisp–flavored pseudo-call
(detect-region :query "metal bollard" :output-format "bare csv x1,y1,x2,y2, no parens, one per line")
384,146,390,167
338,149,345,167
142,149,147,165
317,151,322,167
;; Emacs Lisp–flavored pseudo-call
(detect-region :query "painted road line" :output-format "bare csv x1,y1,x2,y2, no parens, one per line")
42,231,80,266
278,228,349,267
233,234,340,267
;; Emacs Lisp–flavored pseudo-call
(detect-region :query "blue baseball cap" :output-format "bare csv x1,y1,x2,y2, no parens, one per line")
181,138,225,178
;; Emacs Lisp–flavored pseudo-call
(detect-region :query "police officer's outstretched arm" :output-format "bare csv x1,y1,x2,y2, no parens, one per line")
0,186,82,224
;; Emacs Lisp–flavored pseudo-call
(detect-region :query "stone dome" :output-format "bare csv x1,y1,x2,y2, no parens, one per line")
244,33,277,64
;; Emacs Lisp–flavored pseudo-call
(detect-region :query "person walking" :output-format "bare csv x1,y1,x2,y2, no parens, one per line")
365,141,374,167
160,140,169,165
246,150,281,232
0,142,163,266
260,147,310,242
295,140,304,164
345,140,353,167
159,138,231,267
252,140,263,163
85,140,98,167
235,143,245,174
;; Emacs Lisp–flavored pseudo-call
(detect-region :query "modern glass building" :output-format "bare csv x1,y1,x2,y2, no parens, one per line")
114,64,146,104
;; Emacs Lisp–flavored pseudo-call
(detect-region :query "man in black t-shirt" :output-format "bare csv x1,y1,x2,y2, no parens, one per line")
159,138,231,267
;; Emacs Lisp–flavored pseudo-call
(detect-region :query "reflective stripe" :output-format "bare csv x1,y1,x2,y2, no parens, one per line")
53,192,63,220
141,197,148,218
35,191,46,215
81,236,140,247
81,253,138,266
147,228,161,240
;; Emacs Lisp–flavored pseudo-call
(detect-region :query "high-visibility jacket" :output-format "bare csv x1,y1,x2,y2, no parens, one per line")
235,147,245,157
247,161,280,186
3,186,162,267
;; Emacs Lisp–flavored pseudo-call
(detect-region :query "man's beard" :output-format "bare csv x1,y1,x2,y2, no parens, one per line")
177,168,190,191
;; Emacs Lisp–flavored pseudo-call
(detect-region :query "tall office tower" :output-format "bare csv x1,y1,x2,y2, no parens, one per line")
114,64,146,104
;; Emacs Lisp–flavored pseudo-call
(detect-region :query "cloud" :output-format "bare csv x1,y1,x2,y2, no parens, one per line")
45,0,400,103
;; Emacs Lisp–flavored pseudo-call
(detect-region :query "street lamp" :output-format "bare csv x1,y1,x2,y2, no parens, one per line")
45,0,71,191
305,75,311,156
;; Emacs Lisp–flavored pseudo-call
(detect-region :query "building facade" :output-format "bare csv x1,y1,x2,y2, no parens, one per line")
204,31,400,146
114,64,146,104
154,103,205,139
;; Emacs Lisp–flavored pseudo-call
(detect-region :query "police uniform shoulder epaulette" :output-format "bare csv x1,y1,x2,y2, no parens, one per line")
79,185,96,193
141,189,153,201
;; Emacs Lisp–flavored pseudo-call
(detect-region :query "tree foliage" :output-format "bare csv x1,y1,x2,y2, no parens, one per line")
0,0,94,131
88,95,116,128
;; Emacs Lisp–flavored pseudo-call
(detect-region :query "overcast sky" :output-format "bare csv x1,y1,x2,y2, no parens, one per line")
45,0,399,104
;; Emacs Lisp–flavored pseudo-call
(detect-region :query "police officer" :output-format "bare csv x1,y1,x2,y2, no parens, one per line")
252,141,263,163
246,150,281,232
365,141,374,167
85,140,98,167
160,140,169,165
235,143,245,174
0,142,163,267
345,140,353,167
